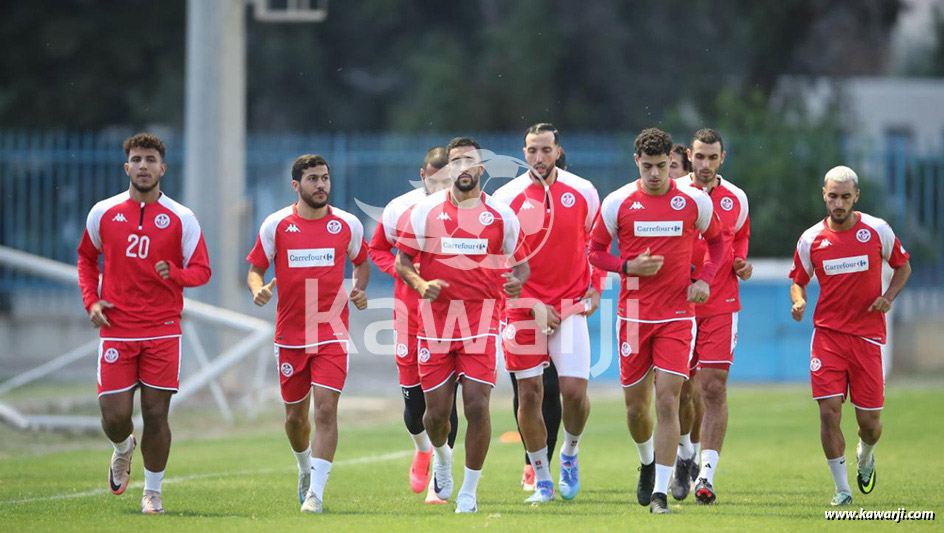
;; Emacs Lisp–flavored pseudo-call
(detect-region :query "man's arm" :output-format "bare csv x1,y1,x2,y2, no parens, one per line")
158,234,212,287
368,221,397,277
502,260,529,298
396,250,447,300
77,230,112,327
790,282,807,322
349,258,370,310
247,265,276,307
868,260,912,313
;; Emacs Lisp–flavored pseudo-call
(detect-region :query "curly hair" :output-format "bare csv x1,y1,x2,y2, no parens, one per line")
633,128,673,157
123,133,166,159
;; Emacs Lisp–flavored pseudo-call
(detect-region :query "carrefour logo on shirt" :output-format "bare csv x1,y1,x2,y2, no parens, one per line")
822,255,869,275
633,221,683,237
287,248,335,268
441,238,488,255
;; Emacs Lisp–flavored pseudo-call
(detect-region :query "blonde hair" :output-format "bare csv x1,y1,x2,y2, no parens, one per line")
824,165,858,188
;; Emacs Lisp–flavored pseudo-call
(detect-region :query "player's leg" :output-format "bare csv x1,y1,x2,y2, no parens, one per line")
516,371,555,503
683,378,706,488
619,319,656,506
651,369,685,514
98,340,139,496
850,335,885,495
673,376,696,500
456,375,492,512
420,340,458,502
136,337,181,514
552,314,591,501
810,328,854,505
818,396,852,505
543,361,562,459
301,343,348,513
277,346,315,504
399,335,433,494
698,367,729,491
138,384,173,513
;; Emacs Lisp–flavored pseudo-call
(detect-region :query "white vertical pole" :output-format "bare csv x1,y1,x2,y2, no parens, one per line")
184,0,245,311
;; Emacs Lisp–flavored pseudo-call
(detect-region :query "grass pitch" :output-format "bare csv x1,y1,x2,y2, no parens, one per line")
1,383,942,531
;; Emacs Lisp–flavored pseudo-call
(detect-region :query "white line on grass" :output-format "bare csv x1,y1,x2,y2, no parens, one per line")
0,450,413,506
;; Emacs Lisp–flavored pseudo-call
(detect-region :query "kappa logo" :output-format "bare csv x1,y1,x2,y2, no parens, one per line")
285,224,301,233
561,192,576,208
810,357,822,372
856,229,871,243
818,239,832,249
629,201,645,210
111,213,127,222
670,195,687,210
326,220,343,235
103,347,119,364
280,362,294,377
720,197,734,211
620,342,632,358
396,343,408,358
520,201,535,210
502,324,517,341
154,213,171,229
478,211,495,226
437,212,451,221
418,347,431,363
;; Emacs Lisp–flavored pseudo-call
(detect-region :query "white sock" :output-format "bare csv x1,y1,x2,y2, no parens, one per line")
526,447,553,483
654,463,673,495
693,441,701,462
678,433,694,460
458,467,481,499
827,457,851,494
433,444,452,468
701,449,720,484
309,458,332,501
634,436,655,465
857,440,876,465
112,435,133,454
143,469,164,493
561,430,581,457
410,430,433,453
293,445,312,475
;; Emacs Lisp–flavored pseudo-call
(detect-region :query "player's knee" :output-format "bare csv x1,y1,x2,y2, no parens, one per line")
516,380,542,411
625,399,648,422
312,403,337,430
423,402,450,427
463,394,489,424
859,417,882,441
702,376,727,404
679,383,693,405
654,390,679,418
140,404,168,429
818,404,842,427
284,409,308,432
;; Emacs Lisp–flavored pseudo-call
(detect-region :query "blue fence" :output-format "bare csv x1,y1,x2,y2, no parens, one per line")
0,130,939,382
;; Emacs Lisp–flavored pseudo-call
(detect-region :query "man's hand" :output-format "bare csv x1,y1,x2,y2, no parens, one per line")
350,287,368,310
582,287,601,317
531,302,561,335
733,257,753,281
625,248,664,277
791,298,806,322
253,278,277,307
89,300,114,328
687,279,710,304
868,296,892,313
419,279,449,301
155,260,172,280
502,272,523,299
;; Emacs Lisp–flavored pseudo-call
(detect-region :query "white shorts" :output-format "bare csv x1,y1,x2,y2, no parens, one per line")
507,314,591,380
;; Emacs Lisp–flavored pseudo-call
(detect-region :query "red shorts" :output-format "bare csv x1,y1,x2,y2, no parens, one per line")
502,308,549,374
418,336,497,392
277,342,348,403
692,312,739,373
618,319,695,387
97,336,181,397
810,328,884,410
394,331,421,388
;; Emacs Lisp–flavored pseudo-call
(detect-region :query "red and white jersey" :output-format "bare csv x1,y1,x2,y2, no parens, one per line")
247,204,368,348
590,179,721,322
789,212,909,344
77,191,211,339
678,174,750,316
368,187,427,336
492,169,606,311
396,189,530,340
